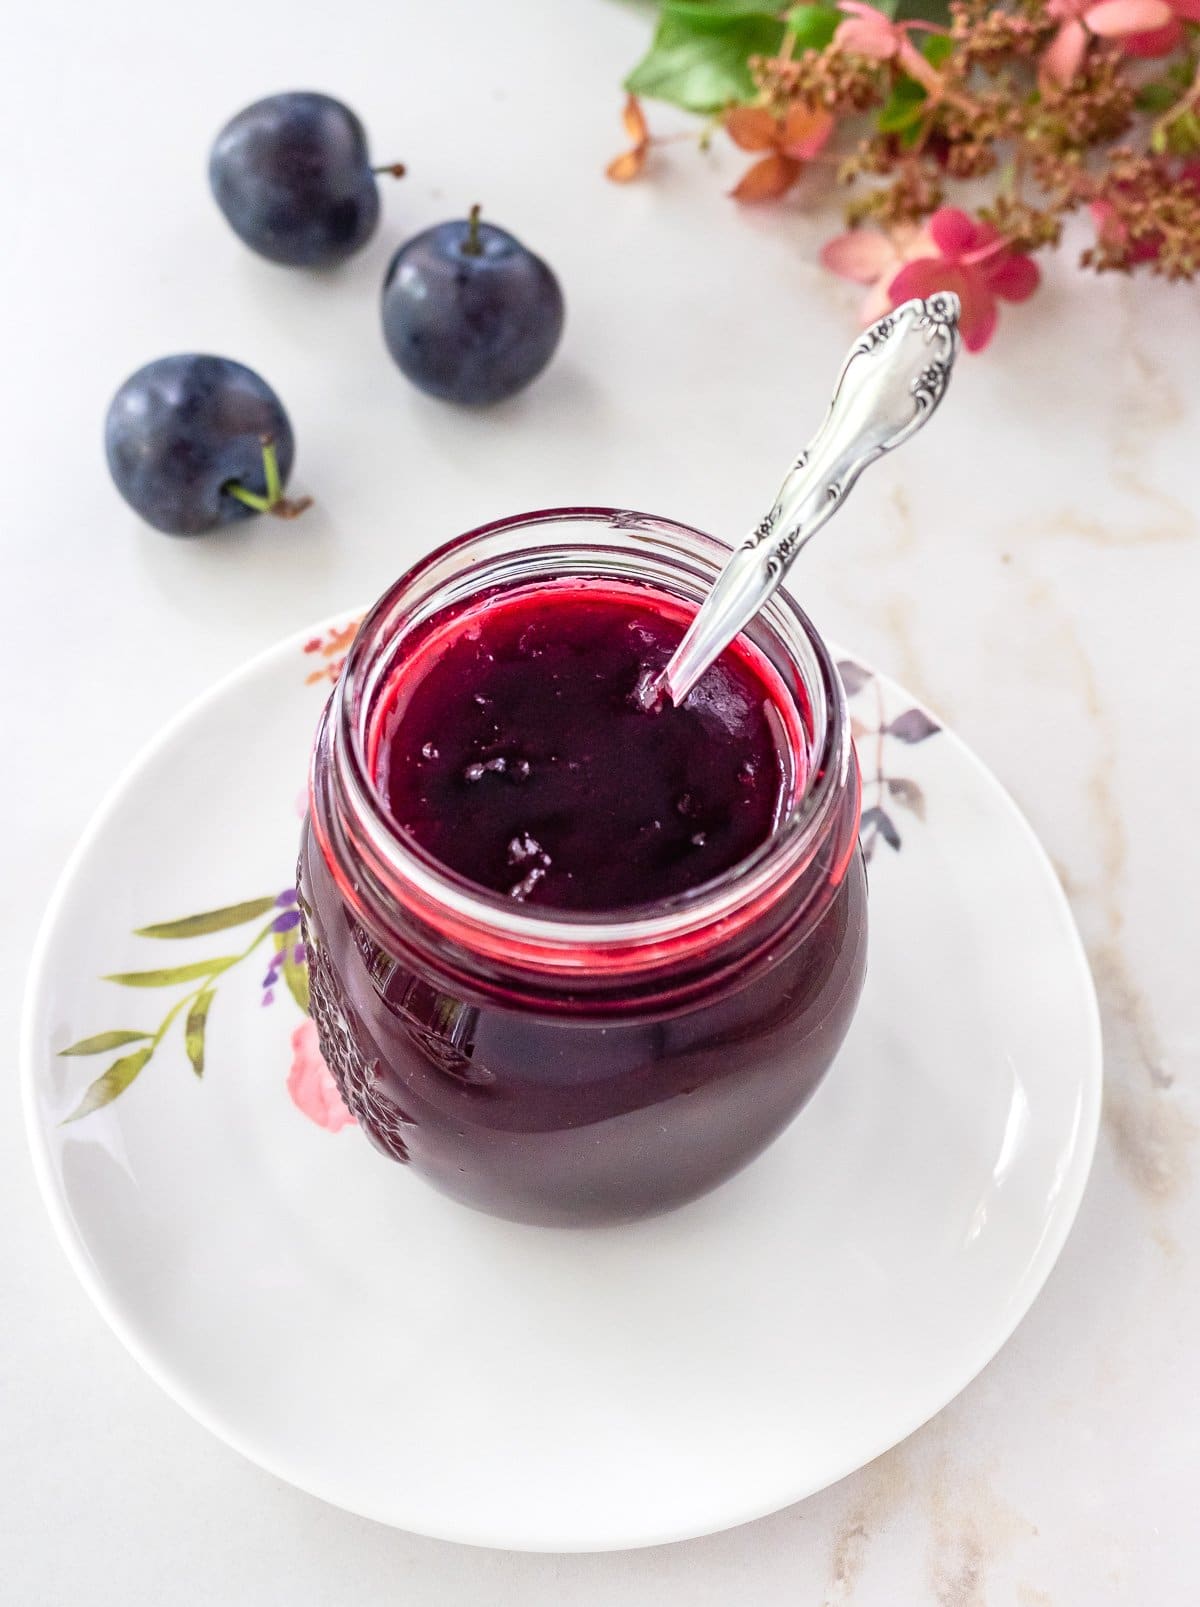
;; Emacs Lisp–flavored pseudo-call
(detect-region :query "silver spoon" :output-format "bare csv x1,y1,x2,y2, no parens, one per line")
649,293,961,709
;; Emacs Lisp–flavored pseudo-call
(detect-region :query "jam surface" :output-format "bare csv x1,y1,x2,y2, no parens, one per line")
370,584,794,911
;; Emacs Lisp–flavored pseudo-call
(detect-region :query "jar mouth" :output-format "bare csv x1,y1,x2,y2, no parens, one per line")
321,508,854,968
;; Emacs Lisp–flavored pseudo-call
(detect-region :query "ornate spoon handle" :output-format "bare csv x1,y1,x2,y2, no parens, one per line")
658,293,961,708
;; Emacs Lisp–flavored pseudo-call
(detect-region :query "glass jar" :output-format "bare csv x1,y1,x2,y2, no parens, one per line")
298,509,867,1226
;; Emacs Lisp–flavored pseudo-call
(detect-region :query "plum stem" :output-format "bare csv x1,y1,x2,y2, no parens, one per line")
372,161,407,178
224,436,312,521
462,203,484,256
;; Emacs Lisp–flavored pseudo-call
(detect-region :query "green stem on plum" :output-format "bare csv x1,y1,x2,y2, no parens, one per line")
462,203,484,256
223,436,312,521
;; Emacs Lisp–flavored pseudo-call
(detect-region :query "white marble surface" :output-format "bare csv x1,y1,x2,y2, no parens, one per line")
3,0,1196,1600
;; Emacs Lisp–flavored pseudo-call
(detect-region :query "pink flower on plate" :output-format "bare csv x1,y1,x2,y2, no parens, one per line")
287,1018,355,1131
884,208,1039,352
1041,0,1173,85
821,223,934,323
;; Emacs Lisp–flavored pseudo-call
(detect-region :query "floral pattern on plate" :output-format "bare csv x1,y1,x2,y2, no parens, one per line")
838,657,941,862
57,886,352,1131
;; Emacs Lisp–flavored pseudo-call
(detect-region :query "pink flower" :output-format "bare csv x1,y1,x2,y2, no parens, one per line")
1041,0,1173,85
820,223,934,322
884,208,1039,352
834,2,946,95
1121,0,1200,57
825,209,1038,352
287,1019,355,1131
835,0,910,57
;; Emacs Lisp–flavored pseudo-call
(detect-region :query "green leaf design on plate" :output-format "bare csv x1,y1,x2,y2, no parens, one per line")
59,1029,153,1057
274,931,310,1014
626,3,786,112
185,989,214,1077
104,957,239,988
62,1047,154,1124
135,896,278,939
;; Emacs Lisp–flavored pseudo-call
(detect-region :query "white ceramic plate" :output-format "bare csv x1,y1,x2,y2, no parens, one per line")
22,615,1101,1552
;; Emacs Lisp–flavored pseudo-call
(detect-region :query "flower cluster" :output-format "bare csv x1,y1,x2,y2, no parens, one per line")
610,0,1200,349
261,889,304,1007
303,619,360,686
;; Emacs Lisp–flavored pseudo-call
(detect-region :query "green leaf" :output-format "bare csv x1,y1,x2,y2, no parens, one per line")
59,1029,153,1057
877,75,926,132
1166,109,1200,154
1137,81,1180,113
895,0,950,24
275,931,310,1015
921,32,954,67
105,957,238,988
135,896,277,939
625,7,786,112
63,1047,153,1124
664,0,782,22
185,990,214,1077
784,3,839,51
1135,53,1197,114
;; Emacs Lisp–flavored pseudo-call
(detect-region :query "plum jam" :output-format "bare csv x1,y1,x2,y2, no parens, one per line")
370,585,797,912
298,510,867,1225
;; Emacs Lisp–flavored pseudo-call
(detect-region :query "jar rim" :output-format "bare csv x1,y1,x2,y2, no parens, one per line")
320,507,854,972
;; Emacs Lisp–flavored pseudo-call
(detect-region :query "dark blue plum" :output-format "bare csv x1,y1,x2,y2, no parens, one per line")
209,92,381,267
104,355,298,536
381,210,564,404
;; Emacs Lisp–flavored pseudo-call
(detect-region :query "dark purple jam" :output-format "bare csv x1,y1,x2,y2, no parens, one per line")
299,561,866,1226
369,584,796,910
